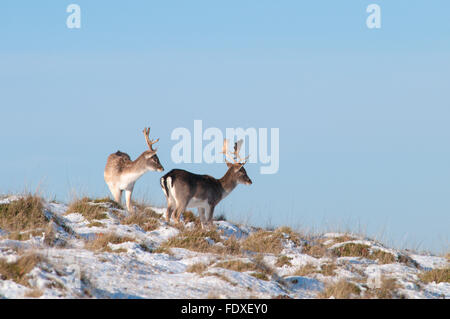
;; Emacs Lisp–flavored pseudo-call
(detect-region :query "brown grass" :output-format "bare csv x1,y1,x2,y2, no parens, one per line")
276,227,302,245
160,228,240,255
182,210,201,225
91,197,123,210
293,263,318,276
418,268,450,284
292,261,336,277
320,262,337,276
122,210,161,232
66,197,108,221
85,232,135,252
0,195,48,234
129,200,160,215
152,246,174,256
365,276,401,299
301,242,329,258
186,262,209,274
330,235,357,244
0,195,66,244
215,260,260,272
318,279,361,299
0,252,46,287
275,255,293,267
332,243,395,264
250,272,270,281
241,227,301,255
241,231,283,254
87,221,104,228
215,255,274,281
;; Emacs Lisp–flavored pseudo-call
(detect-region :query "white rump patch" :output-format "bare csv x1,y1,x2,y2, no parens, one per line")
160,177,167,197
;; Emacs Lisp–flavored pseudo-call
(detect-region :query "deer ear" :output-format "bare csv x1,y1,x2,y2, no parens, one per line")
225,160,233,168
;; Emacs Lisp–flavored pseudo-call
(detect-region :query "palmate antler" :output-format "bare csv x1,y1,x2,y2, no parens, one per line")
221,139,249,165
143,127,159,152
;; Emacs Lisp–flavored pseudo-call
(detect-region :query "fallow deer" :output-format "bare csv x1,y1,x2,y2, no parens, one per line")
160,139,252,226
104,127,164,212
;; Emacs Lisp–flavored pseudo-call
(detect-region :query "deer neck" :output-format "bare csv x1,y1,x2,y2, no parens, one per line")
126,153,151,177
219,168,238,198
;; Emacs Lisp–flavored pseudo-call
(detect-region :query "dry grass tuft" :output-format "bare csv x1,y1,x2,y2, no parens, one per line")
418,268,450,284
242,231,282,254
182,210,201,225
215,255,274,281
275,227,302,245
329,235,357,245
0,195,68,244
292,261,336,277
301,242,329,258
332,243,395,264
91,197,123,210
253,254,275,280
66,197,108,221
320,262,337,276
250,272,270,281
160,228,240,255
186,262,209,274
275,255,293,267
161,228,221,253
215,260,260,272
122,210,161,232
85,232,135,252
365,276,401,299
0,252,46,287
241,227,301,255
293,263,318,277
0,195,48,234
318,279,361,299
396,253,420,268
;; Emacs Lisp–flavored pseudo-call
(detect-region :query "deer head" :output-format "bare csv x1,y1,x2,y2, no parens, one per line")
222,139,252,185
142,127,164,172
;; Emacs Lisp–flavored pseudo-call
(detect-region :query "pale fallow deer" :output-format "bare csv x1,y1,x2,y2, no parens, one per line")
104,127,164,212
160,139,252,227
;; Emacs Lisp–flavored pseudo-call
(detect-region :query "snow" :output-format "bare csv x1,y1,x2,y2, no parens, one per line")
0,195,448,299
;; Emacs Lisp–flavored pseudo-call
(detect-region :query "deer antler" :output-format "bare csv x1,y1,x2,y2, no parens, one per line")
221,139,249,165
143,127,159,152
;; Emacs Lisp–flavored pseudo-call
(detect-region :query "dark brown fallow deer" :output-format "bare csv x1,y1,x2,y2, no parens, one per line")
160,139,252,226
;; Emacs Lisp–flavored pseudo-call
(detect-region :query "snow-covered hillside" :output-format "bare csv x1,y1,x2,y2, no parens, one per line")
0,195,448,299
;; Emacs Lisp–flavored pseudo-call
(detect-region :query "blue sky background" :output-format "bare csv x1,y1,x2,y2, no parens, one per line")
1,1,449,253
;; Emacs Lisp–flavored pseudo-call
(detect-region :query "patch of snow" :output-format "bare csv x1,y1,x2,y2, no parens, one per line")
1,197,448,299
410,254,448,270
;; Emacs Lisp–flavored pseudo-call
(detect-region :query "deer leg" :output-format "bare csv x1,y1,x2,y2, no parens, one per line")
198,208,206,224
205,205,216,227
111,187,122,206
124,188,134,213
165,203,175,223
173,205,187,224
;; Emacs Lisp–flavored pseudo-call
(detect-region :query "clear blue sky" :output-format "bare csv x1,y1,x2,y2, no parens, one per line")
1,1,449,253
